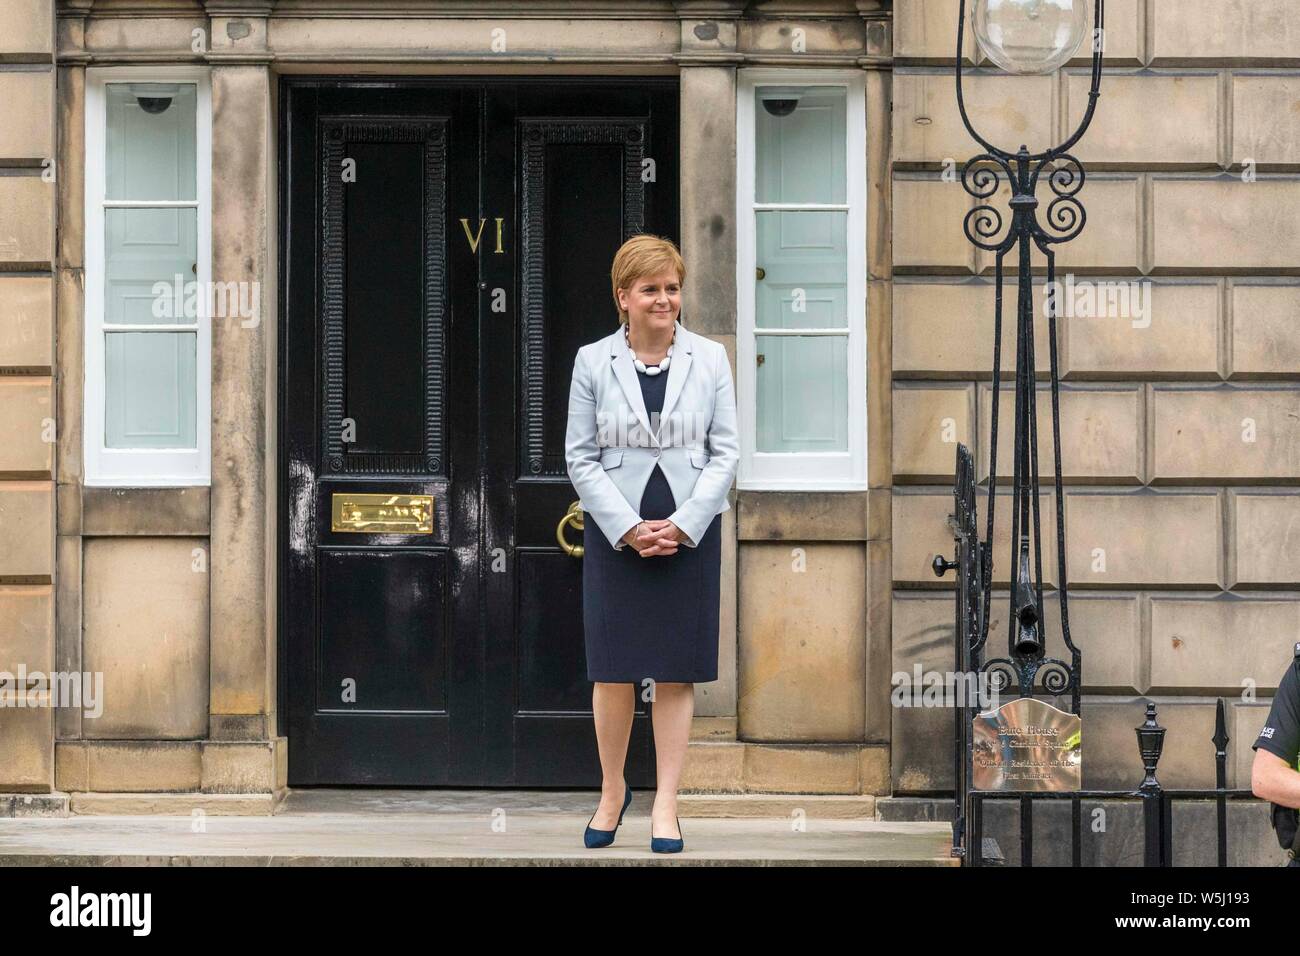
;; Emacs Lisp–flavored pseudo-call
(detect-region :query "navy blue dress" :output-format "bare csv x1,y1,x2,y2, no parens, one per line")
582,364,722,683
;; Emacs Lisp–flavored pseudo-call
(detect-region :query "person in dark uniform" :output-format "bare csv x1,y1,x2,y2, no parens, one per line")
1251,644,1300,866
564,235,738,852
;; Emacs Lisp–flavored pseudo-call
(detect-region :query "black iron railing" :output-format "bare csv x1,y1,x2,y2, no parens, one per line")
967,699,1261,867
937,1,1270,868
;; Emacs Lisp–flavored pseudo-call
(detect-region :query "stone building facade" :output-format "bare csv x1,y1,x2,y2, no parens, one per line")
0,0,1296,816
890,0,1300,797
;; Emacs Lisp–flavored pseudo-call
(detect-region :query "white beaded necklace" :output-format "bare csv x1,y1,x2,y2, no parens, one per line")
625,324,675,376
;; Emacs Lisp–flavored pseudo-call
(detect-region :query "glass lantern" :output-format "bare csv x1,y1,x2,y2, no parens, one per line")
973,0,1090,75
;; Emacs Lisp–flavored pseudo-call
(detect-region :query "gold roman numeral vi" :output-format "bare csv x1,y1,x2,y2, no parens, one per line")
459,217,506,254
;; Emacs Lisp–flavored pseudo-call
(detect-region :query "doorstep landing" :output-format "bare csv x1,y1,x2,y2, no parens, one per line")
0,789,956,866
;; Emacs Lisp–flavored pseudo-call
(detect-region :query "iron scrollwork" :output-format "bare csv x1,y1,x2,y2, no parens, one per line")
1034,154,1088,246
960,154,1013,252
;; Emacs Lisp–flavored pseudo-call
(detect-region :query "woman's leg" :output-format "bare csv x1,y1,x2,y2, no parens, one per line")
649,681,694,838
590,681,636,827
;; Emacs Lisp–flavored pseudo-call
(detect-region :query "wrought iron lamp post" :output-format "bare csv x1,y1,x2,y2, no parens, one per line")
933,0,1106,860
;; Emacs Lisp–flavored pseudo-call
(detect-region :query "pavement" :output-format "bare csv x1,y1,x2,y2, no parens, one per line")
0,789,958,866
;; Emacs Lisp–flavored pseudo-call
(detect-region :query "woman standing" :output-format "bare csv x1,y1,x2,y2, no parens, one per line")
564,234,739,853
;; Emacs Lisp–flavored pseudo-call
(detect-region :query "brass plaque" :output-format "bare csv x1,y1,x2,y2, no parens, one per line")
331,493,434,534
972,697,1081,792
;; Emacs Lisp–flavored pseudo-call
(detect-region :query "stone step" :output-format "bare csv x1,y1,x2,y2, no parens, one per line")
0,789,958,866
2,785,883,822
2,789,881,820
875,797,954,822
680,793,877,819
0,793,69,818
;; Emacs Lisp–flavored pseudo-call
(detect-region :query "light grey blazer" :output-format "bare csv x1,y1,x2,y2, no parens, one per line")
564,319,739,551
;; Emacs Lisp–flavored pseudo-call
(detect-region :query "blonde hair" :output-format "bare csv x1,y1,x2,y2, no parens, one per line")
610,234,686,326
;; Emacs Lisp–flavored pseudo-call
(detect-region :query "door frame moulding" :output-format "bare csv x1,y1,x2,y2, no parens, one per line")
272,75,683,769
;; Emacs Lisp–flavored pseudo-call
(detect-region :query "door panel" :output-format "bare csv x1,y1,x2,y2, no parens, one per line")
282,83,482,786
340,138,430,457
323,117,450,476
482,81,679,785
316,548,450,713
281,78,679,786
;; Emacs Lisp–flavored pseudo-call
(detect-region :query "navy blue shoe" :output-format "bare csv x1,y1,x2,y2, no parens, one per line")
650,814,683,854
584,783,632,848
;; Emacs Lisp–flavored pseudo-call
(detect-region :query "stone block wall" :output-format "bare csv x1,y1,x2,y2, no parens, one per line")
891,0,1300,793
0,1,284,803
0,0,56,792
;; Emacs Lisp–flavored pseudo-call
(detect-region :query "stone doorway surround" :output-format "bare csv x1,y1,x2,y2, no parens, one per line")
1,0,894,813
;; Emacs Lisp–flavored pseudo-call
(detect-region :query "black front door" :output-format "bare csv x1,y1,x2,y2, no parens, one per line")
279,78,679,786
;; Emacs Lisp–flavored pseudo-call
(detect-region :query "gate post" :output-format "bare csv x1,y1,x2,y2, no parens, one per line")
932,443,981,860
1136,702,1167,866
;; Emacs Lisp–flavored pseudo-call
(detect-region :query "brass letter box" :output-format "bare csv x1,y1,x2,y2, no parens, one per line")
331,493,434,534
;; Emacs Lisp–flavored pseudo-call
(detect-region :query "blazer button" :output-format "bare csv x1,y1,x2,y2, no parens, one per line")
652,447,660,457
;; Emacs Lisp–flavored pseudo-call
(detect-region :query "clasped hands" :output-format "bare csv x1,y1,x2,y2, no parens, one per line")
622,519,684,557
